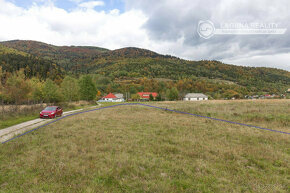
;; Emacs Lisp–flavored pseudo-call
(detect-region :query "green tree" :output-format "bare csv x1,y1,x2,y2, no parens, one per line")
129,86,137,94
131,93,140,101
4,69,31,104
79,75,96,101
149,94,154,101
28,77,44,103
166,87,179,101
156,93,162,101
43,79,61,103
61,76,80,102
0,67,3,102
0,67,3,94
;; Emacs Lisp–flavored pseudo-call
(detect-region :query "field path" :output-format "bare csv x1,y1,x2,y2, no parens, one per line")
1,102,289,144
0,107,98,143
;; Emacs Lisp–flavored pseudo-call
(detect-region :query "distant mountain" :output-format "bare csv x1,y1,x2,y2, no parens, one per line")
0,40,289,93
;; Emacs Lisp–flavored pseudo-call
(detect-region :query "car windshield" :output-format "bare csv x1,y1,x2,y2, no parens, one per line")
44,107,57,111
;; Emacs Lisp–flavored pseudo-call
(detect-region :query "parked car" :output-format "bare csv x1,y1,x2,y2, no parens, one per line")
40,106,63,119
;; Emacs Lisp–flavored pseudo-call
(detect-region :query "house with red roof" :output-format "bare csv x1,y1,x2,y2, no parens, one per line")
137,92,158,100
99,93,125,102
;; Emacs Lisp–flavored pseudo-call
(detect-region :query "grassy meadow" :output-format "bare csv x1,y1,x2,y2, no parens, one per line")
0,100,289,192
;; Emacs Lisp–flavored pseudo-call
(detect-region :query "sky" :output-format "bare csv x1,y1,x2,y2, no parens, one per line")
0,0,289,71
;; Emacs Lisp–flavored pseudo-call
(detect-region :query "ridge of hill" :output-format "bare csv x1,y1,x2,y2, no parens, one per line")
0,43,63,81
0,40,289,93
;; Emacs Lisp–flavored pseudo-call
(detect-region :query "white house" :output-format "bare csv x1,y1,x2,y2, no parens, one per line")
100,93,124,102
183,93,208,101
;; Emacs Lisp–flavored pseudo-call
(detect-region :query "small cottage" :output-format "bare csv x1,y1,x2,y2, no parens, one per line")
183,93,208,101
100,93,124,102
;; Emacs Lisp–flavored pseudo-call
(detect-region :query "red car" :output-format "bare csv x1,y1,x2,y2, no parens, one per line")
40,106,63,119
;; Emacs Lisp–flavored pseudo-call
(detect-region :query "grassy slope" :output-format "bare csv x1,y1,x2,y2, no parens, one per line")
0,100,289,192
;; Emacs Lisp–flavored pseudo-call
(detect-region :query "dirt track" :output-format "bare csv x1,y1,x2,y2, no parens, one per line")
0,107,98,143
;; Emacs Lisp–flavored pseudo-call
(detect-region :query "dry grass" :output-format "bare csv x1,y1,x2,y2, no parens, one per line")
0,101,95,130
0,100,289,192
0,101,92,114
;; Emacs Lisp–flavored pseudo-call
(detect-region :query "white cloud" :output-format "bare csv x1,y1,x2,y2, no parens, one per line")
222,53,290,70
0,0,148,50
124,0,290,71
78,1,105,9
0,0,289,71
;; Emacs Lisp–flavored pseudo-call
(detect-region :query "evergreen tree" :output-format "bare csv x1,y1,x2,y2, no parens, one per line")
79,75,96,101
156,93,162,101
149,94,154,101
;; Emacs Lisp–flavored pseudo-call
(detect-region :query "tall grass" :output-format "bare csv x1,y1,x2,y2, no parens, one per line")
0,100,289,192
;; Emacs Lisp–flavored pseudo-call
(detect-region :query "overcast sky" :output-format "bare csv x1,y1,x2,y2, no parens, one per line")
0,0,289,71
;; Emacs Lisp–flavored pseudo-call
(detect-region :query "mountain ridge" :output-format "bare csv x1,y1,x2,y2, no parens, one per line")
0,40,289,94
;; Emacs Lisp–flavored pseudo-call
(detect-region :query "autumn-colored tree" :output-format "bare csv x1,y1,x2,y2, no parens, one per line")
28,77,44,103
96,90,102,97
4,69,31,104
223,90,240,99
131,93,140,101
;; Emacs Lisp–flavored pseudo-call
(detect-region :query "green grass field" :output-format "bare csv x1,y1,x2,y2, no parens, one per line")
0,100,289,192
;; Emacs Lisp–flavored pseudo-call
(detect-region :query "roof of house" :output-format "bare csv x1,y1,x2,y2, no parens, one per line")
184,93,208,98
103,93,117,99
114,93,124,99
137,92,158,99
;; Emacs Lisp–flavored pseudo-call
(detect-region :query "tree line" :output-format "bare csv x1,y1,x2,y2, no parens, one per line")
0,68,95,104
1,67,272,105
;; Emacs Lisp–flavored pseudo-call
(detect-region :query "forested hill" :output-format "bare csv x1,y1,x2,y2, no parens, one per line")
0,40,289,94
0,44,63,81
0,40,109,70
